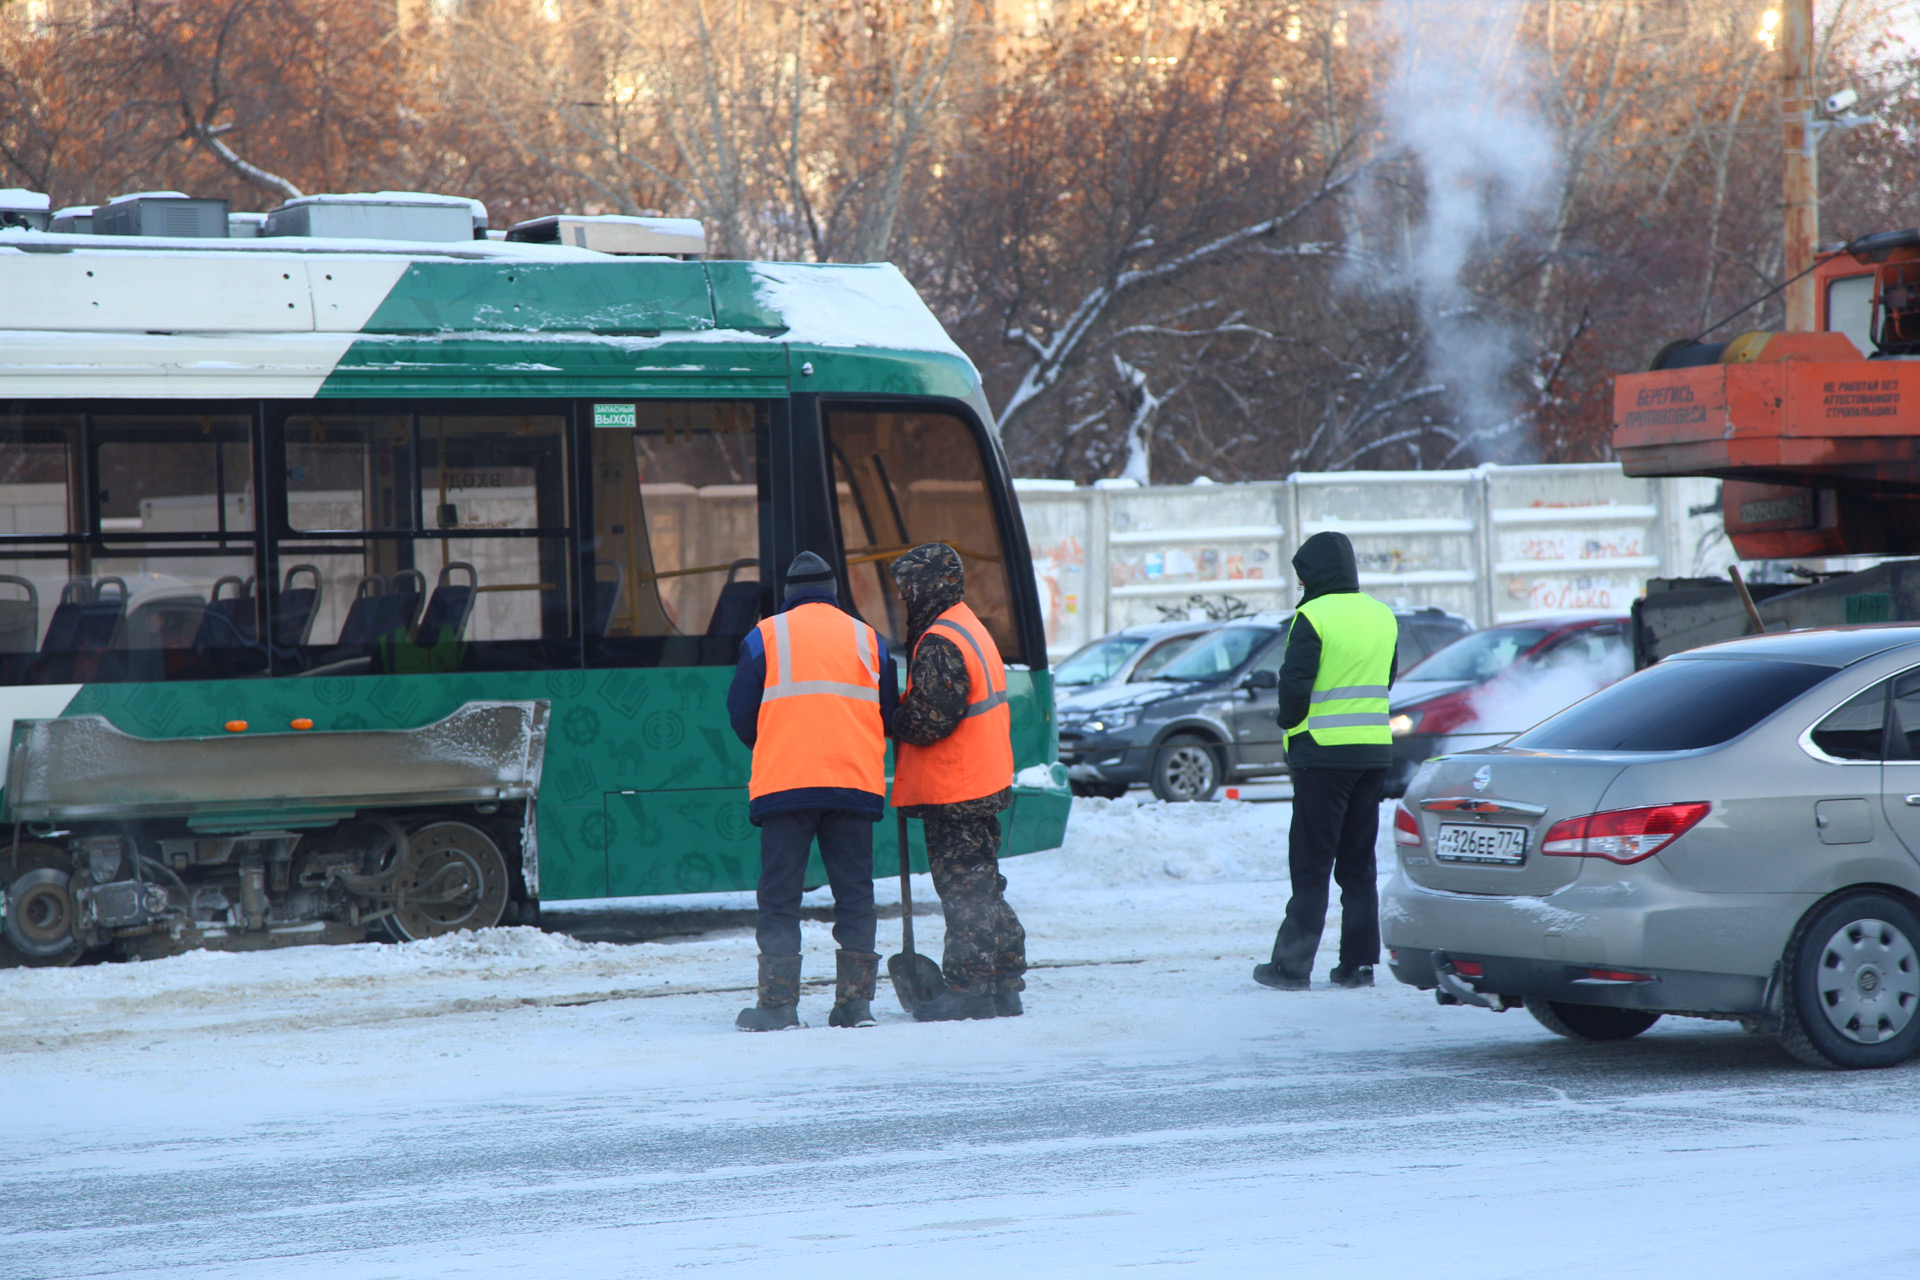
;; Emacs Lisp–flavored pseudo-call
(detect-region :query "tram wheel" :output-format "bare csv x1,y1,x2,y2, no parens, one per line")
2,842,86,968
387,820,510,942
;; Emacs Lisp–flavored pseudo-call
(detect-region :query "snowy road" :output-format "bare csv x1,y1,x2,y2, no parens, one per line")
4,797,1918,1278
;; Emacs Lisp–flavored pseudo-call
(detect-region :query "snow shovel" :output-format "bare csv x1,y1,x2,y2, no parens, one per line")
888,809,945,1013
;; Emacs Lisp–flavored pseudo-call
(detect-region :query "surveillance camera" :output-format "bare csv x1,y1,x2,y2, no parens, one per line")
1825,87,1860,115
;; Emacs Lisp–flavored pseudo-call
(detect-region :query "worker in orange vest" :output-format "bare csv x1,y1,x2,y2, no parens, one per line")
727,551,897,1030
889,542,1024,1022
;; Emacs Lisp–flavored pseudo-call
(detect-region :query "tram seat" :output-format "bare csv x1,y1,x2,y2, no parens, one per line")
272,565,322,647
182,576,265,680
0,575,38,683
31,578,128,683
705,559,762,638
415,562,476,646
384,569,427,637
36,579,93,657
336,571,426,647
192,577,258,650
333,575,388,647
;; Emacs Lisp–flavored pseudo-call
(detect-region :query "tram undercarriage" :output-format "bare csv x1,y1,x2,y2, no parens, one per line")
0,700,547,967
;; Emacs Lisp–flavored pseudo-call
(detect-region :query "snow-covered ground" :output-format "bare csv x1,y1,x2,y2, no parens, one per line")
4,796,1917,1278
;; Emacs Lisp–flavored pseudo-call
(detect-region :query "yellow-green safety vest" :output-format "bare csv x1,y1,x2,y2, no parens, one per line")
1284,592,1397,747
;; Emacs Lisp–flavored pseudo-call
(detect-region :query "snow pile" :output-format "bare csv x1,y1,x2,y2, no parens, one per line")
381,925,610,965
1015,794,1289,889
0,927,654,1021
1014,761,1068,791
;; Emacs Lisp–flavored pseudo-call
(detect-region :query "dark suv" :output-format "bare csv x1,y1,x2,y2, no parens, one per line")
1058,606,1472,801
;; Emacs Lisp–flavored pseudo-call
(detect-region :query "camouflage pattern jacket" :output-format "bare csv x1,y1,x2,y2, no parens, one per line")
889,543,1011,821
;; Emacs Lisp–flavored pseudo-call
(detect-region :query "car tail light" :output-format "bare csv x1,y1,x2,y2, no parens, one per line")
1541,802,1710,864
1393,803,1423,847
1587,969,1655,982
1452,960,1484,977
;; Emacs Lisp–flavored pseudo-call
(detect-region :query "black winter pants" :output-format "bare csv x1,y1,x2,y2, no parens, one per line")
1269,767,1385,978
755,808,877,957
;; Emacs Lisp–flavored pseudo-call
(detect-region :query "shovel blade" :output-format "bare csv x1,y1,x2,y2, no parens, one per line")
888,951,946,1013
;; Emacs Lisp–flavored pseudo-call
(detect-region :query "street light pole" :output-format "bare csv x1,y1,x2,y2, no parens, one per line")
1781,0,1818,331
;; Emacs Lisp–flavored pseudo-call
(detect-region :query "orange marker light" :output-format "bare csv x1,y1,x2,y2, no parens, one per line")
224,720,248,733
290,718,313,731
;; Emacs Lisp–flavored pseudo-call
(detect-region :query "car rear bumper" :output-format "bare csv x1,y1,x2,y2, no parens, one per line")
1380,868,1798,1015
1385,946,1769,1015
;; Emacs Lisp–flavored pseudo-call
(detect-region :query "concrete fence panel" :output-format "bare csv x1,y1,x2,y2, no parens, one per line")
1291,470,1484,622
1103,482,1289,629
1015,464,1721,657
1483,464,1662,623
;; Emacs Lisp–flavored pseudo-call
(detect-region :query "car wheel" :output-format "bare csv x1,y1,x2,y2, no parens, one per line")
1526,999,1661,1041
1149,735,1219,802
1777,891,1920,1070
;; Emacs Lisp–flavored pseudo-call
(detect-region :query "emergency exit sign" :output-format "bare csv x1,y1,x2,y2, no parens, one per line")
593,404,636,430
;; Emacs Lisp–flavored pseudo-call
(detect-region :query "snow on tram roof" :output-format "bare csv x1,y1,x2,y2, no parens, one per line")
0,229,966,360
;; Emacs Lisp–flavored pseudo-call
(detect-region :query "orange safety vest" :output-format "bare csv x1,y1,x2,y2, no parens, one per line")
892,602,1014,807
749,602,886,800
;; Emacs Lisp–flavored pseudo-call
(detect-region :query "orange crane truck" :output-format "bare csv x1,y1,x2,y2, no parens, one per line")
1612,229,1920,661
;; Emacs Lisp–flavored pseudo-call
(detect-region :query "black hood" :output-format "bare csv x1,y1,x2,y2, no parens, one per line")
1292,530,1359,603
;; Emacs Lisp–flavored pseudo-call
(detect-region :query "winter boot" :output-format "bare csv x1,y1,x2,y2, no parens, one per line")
992,976,1024,1018
1252,963,1310,991
910,982,997,1022
736,954,803,1031
1328,964,1374,989
828,949,880,1028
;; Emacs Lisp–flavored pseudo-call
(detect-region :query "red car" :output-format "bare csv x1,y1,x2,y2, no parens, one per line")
1385,615,1631,796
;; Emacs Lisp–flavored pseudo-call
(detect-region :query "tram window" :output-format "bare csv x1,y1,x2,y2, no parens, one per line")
276,533,574,675
0,416,79,680
823,405,1023,663
586,400,768,667
0,546,266,685
283,413,411,530
271,406,576,675
0,411,265,685
93,414,254,533
0,412,78,536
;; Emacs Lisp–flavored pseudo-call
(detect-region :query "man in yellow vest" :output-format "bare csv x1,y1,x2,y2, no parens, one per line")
1255,530,1399,992
727,551,897,1030
889,542,1024,1022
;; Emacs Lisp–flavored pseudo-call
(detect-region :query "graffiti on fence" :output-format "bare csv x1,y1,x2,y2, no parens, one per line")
1505,574,1622,613
1512,533,1645,562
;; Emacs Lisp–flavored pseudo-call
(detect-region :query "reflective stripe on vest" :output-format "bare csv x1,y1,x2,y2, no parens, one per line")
749,602,886,800
928,618,1009,718
761,611,881,704
891,602,1016,808
1284,592,1396,749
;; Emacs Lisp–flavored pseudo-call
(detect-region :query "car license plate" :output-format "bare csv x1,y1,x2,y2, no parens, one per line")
1434,823,1529,865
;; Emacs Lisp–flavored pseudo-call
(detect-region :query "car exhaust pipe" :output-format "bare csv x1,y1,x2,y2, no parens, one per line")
1433,955,1513,1011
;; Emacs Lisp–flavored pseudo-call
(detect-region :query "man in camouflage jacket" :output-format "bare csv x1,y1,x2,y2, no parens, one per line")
889,542,1028,1018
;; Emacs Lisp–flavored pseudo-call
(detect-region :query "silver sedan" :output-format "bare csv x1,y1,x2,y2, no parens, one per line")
1383,626,1920,1069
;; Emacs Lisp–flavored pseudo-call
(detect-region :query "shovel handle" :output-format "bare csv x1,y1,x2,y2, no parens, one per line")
897,808,915,956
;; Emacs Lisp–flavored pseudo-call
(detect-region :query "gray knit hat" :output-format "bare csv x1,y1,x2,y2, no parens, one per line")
784,550,837,594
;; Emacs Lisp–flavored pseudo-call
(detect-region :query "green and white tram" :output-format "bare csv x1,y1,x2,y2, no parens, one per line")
0,196,1068,966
